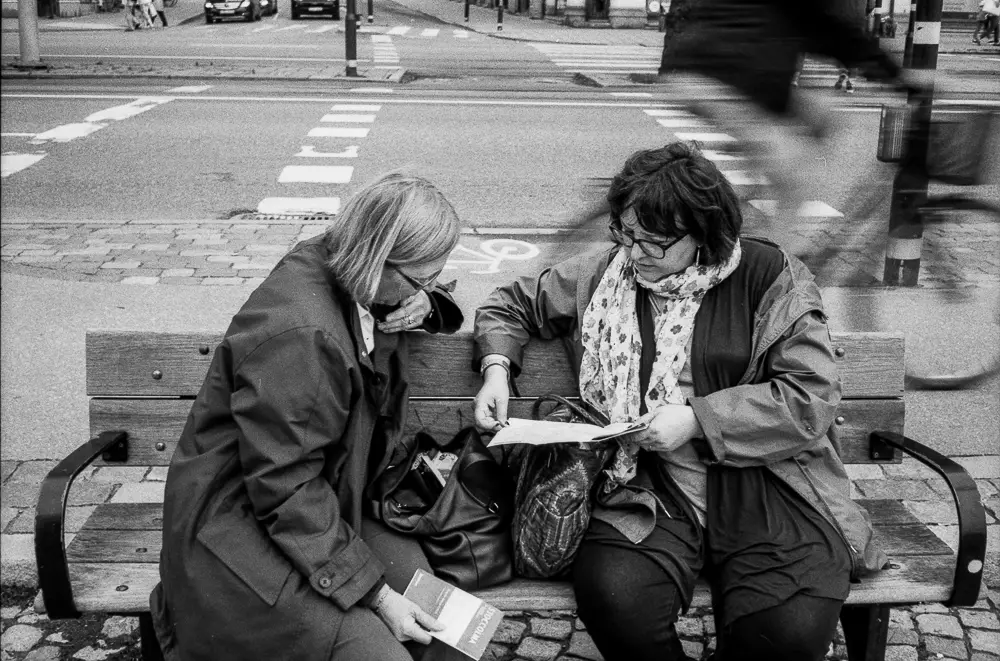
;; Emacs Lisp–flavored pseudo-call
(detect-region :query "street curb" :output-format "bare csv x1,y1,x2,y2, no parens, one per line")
0,66,407,82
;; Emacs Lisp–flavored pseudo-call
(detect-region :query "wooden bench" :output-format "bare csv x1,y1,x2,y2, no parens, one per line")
35,329,987,661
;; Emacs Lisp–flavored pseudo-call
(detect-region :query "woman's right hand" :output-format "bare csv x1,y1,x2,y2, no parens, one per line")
474,366,510,432
375,587,444,644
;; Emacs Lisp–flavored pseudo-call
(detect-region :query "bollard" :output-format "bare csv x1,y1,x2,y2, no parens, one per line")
367,0,373,23
15,0,45,69
345,0,358,76
465,0,469,21
882,0,941,286
497,0,503,29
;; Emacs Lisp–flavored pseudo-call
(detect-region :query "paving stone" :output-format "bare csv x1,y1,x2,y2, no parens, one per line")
702,615,715,636
0,534,37,586
0,608,20,619
891,610,915,629
882,460,939,479
482,643,510,661
71,646,126,660
913,603,951,614
83,467,149,483
970,629,1000,653
45,633,67,643
675,615,703,637
565,631,601,661
680,640,703,659
855,479,939,500
494,620,528,644
884,645,919,661
67,482,115,506
530,618,572,640
955,456,1000,480
0,509,18,533
1,461,18,483
888,627,919,645
904,499,959,524
918,614,965,638
16,613,46,624
925,634,969,659
574,618,585,631
970,652,1000,661
24,647,61,661
515,637,562,661
110,482,165,503
1,624,43,652
960,610,1000,629
845,464,886,480
101,616,137,639
146,467,168,482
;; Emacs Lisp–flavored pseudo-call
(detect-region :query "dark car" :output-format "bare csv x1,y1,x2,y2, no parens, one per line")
290,0,339,19
204,0,262,22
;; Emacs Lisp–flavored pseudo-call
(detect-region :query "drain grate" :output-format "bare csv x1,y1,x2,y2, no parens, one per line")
231,213,338,223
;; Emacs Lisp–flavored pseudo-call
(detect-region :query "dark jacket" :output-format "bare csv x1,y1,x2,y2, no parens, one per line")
474,239,887,579
150,236,463,660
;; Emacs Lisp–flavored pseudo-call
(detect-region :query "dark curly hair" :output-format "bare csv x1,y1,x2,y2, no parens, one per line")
606,142,742,265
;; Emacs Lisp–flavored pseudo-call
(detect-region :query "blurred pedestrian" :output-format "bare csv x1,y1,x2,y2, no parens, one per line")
973,0,988,44
983,0,1000,44
152,0,168,27
834,67,856,93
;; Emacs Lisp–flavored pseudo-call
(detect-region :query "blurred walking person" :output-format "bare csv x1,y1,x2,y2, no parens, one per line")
973,0,988,44
151,0,168,27
983,0,1000,44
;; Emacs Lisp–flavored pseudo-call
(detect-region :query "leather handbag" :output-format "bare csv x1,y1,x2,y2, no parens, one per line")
511,394,615,579
373,426,514,591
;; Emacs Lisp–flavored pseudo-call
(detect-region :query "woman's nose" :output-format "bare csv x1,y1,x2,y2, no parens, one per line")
630,242,647,262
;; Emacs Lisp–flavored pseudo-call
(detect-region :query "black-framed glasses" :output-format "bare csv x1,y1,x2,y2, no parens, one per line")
608,221,686,259
391,264,440,292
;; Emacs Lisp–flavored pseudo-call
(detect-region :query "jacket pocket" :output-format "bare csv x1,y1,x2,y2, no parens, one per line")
196,509,294,607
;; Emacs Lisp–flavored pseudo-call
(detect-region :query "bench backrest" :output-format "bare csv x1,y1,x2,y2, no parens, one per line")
86,330,905,467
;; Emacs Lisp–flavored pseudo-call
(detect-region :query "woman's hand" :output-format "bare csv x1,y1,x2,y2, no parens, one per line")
474,367,510,432
377,291,433,334
374,587,444,644
633,404,704,454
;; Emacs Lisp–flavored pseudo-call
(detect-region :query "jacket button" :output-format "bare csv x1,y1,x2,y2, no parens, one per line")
318,577,332,589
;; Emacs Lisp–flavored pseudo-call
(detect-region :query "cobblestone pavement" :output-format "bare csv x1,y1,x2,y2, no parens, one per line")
2,457,999,660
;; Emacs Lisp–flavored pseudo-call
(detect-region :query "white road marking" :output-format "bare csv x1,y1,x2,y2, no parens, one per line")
350,88,394,93
673,132,736,142
1,133,37,137
279,165,354,183
420,28,439,37
84,97,171,122
296,145,360,158
320,114,376,123
701,150,744,162
371,34,392,42
454,30,469,38
387,26,410,35
252,24,277,32
308,127,371,138
657,118,707,128
749,200,844,218
643,109,686,116
331,104,381,111
1,153,46,178
164,85,213,93
307,25,337,33
274,24,307,32
30,123,104,143
258,197,341,214
611,92,653,97
721,170,769,186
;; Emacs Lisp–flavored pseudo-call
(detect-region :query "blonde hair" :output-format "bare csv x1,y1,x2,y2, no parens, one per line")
324,171,460,305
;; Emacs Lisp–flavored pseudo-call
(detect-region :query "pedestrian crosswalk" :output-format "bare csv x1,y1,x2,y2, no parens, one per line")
190,23,474,39
530,43,658,74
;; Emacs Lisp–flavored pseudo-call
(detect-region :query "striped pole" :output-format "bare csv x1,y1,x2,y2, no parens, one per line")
345,0,358,77
465,0,469,21
497,0,503,30
883,0,940,286
367,0,373,23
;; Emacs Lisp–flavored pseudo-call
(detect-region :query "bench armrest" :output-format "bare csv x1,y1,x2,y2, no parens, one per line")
869,431,987,607
35,430,128,619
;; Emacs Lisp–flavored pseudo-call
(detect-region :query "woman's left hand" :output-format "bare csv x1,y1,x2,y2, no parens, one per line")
377,291,433,334
632,404,704,454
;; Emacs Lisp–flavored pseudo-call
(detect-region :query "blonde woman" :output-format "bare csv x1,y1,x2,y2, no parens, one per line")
151,172,468,661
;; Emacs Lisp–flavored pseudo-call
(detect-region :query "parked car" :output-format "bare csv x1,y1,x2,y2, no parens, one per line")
204,0,262,22
260,0,277,15
290,0,338,19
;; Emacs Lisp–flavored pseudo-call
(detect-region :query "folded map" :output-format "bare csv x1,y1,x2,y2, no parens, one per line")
403,569,504,660
487,418,647,447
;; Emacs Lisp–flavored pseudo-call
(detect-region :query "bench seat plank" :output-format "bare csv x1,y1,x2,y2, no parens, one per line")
63,554,958,615
90,398,905,467
86,331,904,400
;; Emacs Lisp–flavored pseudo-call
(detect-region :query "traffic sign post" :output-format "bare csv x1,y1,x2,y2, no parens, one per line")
882,0,942,286
345,0,358,77
367,0,373,23
15,0,45,70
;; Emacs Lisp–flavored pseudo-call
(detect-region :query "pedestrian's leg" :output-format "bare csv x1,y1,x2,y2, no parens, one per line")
834,68,847,90
158,10,168,26
992,15,999,43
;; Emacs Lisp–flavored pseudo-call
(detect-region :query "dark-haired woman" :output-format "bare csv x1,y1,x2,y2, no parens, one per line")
472,143,885,661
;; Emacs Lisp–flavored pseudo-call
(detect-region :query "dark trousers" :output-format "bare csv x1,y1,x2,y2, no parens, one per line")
573,518,844,661
154,10,167,25
331,519,467,661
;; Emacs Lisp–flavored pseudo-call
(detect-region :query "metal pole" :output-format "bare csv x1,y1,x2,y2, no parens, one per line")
497,0,503,29
464,0,469,21
16,0,45,69
345,0,358,76
367,0,373,23
883,0,940,286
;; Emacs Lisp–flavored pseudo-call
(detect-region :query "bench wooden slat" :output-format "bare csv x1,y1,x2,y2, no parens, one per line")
90,397,905,467
86,331,904,400
65,499,948,571
62,554,959,615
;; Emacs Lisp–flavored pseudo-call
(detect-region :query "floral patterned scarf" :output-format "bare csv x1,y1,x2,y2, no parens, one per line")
579,242,743,488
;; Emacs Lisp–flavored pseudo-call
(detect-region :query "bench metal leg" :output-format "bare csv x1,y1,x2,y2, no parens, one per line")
841,604,889,661
139,613,165,661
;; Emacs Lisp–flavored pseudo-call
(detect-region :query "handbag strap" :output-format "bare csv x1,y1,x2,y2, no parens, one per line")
531,394,608,427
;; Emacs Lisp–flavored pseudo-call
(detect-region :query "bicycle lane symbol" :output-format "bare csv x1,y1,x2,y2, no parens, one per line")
444,239,541,275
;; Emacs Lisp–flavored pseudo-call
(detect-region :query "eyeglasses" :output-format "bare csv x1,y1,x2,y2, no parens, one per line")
608,221,687,260
391,264,440,292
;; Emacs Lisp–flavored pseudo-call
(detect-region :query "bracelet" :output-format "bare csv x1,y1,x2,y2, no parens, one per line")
480,356,511,379
371,585,390,613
